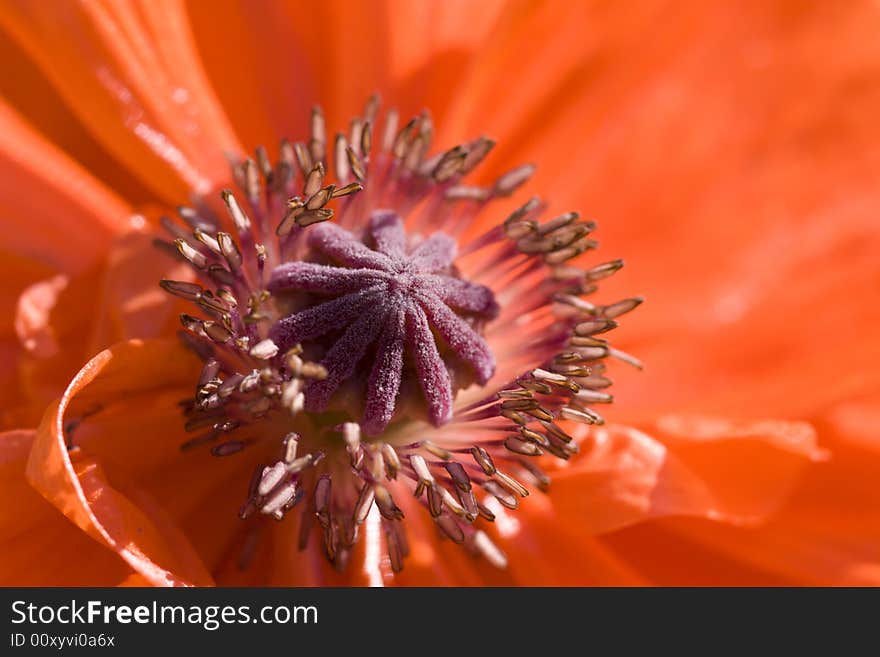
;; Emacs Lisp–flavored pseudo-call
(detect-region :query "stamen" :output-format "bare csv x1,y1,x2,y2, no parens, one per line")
249,338,279,360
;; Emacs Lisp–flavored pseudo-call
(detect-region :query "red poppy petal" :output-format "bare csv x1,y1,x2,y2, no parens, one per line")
0,250,57,429
0,101,131,272
14,275,68,359
386,0,506,126
0,429,133,585
490,493,647,586
438,0,611,150
598,520,797,586
1,0,242,200
548,415,823,535
611,199,880,423
10,229,187,428
81,228,189,353
26,339,214,586
602,389,880,585
117,572,152,586
691,392,880,585
489,2,880,419
186,0,507,149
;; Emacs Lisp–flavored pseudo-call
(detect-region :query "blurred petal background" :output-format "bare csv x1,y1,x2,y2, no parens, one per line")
1,0,878,585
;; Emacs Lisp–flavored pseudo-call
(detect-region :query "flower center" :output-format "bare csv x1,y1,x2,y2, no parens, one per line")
266,210,498,436
157,96,640,576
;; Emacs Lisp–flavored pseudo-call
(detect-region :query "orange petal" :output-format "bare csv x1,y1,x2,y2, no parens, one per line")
607,492,880,586
548,413,841,584
599,521,797,586
183,0,314,150
0,148,155,428
81,226,189,352
0,429,133,585
186,0,507,147
14,274,68,359
429,1,880,428
610,213,880,423
662,392,880,585
438,0,615,149
1,0,242,201
26,338,214,586
548,415,822,536
0,250,57,429
0,103,137,425
0,29,156,206
650,415,826,520
254,0,391,131
0,100,131,272
478,2,880,420
385,0,506,123
498,501,647,586
117,572,153,586
9,228,186,428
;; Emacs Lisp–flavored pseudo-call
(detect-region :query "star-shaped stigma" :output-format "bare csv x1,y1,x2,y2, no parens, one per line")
268,210,499,435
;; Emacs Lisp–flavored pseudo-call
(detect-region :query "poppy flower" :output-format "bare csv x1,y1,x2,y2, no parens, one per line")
1,0,879,586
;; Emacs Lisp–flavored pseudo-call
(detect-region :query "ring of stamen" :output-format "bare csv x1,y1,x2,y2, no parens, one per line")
158,95,640,575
